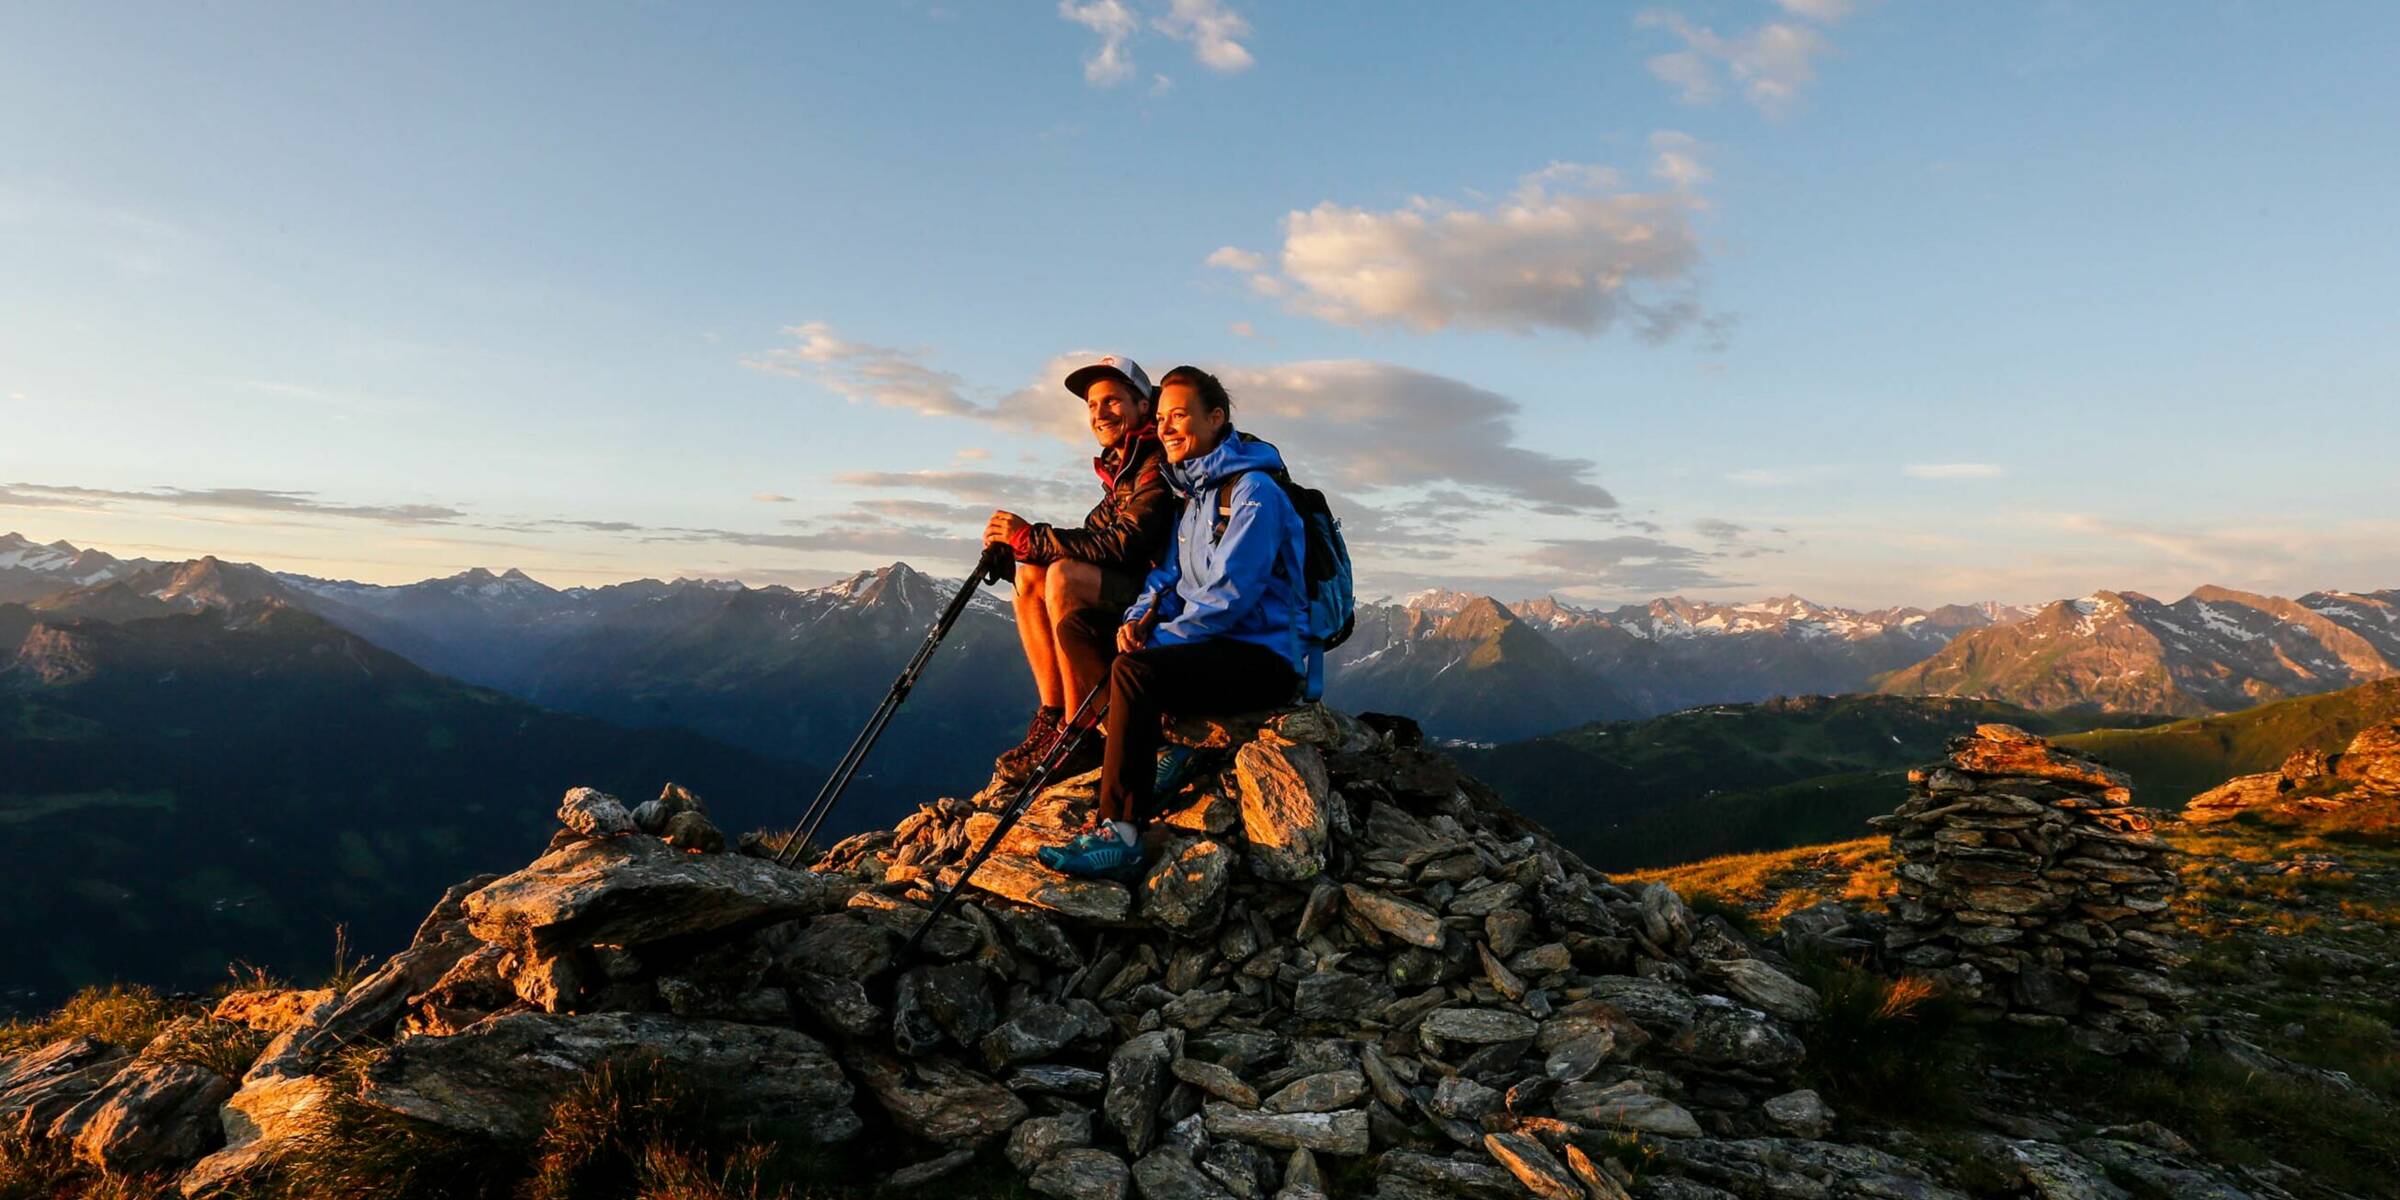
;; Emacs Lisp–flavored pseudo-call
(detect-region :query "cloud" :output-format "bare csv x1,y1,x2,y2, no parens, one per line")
0,482,465,525
752,492,795,503
1904,463,2005,480
836,469,1084,509
740,322,974,417
1694,518,1748,541
1154,0,1254,72
1215,361,1620,512
1521,535,1740,592
1063,0,1250,87
1636,6,1843,116
1220,162,1711,338
1205,246,1266,273
1060,0,1140,85
1648,131,1710,190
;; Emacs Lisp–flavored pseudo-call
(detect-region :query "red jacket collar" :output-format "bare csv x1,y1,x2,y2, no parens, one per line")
1093,425,1160,487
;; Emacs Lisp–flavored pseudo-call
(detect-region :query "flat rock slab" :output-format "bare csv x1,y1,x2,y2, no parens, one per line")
0,1037,131,1133
1235,737,1332,883
1421,1008,1539,1044
464,837,849,951
963,853,1134,923
1200,1102,1369,1155
363,1012,858,1144
1341,885,1444,949
51,1060,233,1176
848,1050,1028,1145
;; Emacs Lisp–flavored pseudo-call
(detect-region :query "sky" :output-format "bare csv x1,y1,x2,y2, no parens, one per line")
4,1,2398,609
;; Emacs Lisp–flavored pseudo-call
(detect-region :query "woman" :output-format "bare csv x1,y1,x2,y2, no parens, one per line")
1041,365,1307,879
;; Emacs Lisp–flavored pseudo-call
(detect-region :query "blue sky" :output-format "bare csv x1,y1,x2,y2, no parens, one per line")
4,1,2396,607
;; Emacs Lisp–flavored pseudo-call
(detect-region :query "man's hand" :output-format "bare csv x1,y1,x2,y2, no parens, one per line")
984,510,1030,548
1116,621,1148,654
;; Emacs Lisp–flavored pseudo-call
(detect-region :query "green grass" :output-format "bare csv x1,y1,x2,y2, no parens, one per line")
2060,677,2400,808
0,983,184,1054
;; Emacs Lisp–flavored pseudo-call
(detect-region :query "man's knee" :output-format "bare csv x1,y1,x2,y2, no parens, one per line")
1044,559,1098,610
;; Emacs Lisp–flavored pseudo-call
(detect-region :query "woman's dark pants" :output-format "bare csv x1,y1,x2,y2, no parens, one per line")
1057,609,1299,826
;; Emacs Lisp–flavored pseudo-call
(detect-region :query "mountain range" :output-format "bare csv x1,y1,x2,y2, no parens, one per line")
7,531,2398,751
0,590,815,1010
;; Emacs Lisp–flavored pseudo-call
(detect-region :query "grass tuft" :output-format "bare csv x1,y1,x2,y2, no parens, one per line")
1787,950,1967,1120
0,984,186,1055
138,1016,268,1079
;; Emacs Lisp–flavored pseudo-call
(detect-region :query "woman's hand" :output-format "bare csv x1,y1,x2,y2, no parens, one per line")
1116,621,1148,654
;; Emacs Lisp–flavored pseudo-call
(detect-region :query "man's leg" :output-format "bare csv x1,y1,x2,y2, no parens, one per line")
1042,560,1108,700
1011,561,1063,710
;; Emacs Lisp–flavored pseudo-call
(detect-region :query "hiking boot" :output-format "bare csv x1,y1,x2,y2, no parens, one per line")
994,708,1062,781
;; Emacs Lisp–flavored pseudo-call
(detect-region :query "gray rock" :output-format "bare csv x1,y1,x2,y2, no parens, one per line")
1203,1139,1274,1199
1200,1103,1369,1154
1677,1001,1805,1072
1009,1064,1109,1096
1653,1138,1968,1200
1235,737,1332,882
791,971,883,1037
1553,1081,1701,1138
1447,882,1524,919
847,1049,1028,1144
1263,1069,1367,1114
965,854,1135,922
1146,839,1236,932
1999,1141,2132,1200
1107,1030,1180,1156
1341,884,1444,949
662,809,726,853
1007,1109,1096,1172
1173,1058,1260,1108
1293,971,1393,1021
1033,1147,1131,1200
176,1072,338,1197
557,786,635,837
1760,1089,1834,1139
982,1002,1087,1069
1134,1147,1234,1200
887,1147,978,1188
1379,1149,1520,1199
1427,1074,1501,1121
1420,1008,1539,1044
0,1037,132,1134
48,1059,233,1175
363,1012,857,1144
463,835,846,954
1706,959,1821,1023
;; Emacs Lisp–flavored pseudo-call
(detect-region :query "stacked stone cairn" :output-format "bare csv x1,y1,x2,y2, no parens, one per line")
5,704,2010,1200
1872,724,2190,1057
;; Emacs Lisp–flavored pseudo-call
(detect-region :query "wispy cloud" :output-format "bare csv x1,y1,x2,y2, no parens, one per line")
752,492,796,503
1522,534,1741,592
1212,158,1712,338
1061,0,1253,87
1904,463,2005,480
1,482,465,525
1636,0,1852,117
740,322,975,417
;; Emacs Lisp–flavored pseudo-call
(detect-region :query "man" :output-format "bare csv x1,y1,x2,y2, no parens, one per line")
1040,365,1307,878
984,354,1176,781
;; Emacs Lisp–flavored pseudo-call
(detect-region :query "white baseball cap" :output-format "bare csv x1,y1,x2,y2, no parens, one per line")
1063,354,1154,401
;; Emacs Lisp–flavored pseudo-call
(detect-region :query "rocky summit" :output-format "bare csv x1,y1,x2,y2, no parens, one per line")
0,704,2290,1199
2187,718,2400,827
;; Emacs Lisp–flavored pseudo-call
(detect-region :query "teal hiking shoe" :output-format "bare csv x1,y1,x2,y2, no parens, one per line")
1154,746,1204,797
1039,832,1144,880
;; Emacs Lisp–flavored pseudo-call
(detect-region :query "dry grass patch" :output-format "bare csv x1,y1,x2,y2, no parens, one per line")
1630,837,1890,924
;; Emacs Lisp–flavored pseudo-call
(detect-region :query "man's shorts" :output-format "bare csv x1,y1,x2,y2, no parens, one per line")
1095,563,1147,620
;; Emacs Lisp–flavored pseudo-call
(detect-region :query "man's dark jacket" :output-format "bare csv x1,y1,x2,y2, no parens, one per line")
1008,430,1175,570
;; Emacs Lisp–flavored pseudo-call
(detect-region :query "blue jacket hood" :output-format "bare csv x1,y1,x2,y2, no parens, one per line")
1165,428,1286,496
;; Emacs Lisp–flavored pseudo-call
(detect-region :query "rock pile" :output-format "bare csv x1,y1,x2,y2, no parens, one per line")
1871,724,2190,1056
4,704,1992,1200
2187,719,2400,824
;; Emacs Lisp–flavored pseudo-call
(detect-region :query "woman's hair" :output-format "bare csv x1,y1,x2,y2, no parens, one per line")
1158,365,1233,415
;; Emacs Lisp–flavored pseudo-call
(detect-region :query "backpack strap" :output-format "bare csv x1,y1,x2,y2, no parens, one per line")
1211,467,1261,543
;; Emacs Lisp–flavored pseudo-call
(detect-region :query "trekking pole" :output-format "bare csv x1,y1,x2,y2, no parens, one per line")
900,680,1109,958
776,543,1012,868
